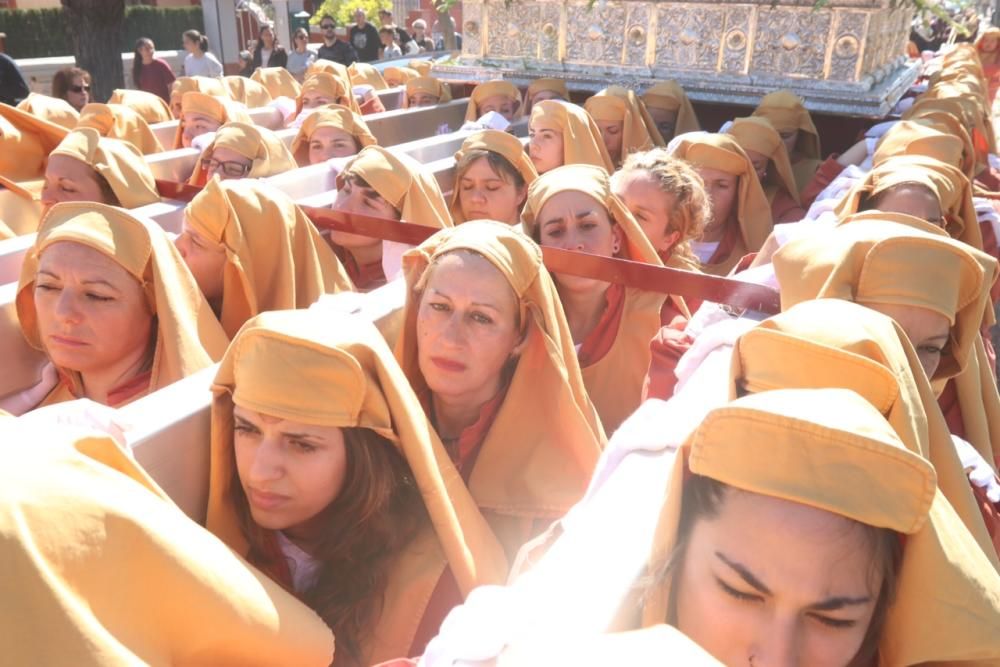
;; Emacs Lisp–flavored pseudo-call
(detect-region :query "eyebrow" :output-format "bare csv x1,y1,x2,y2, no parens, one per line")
809,595,872,611
234,415,324,443
428,287,501,311
716,551,772,595
38,269,119,290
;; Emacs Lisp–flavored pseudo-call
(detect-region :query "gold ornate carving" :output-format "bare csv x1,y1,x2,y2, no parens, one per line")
655,4,725,71
565,2,626,65
752,8,831,79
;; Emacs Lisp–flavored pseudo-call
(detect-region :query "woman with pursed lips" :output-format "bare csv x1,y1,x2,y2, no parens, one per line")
12,202,227,412
206,309,507,666
394,222,605,560
450,130,536,225
290,105,376,166
521,164,689,434
330,145,451,291
636,387,1000,667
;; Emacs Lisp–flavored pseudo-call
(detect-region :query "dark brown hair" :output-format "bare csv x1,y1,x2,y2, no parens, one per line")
51,67,91,102
455,148,527,191
656,474,901,667
232,427,426,667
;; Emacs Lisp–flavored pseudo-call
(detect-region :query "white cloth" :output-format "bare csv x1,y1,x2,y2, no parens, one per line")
276,532,321,594
953,434,1000,503
690,240,720,264
183,52,223,78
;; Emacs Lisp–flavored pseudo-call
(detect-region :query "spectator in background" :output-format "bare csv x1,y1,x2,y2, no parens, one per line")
182,29,224,78
378,9,414,53
379,27,403,59
0,52,30,106
287,27,316,81
51,67,91,111
132,38,176,103
237,51,254,78
411,19,435,52
316,16,358,66
350,9,382,62
432,17,463,51
251,24,288,72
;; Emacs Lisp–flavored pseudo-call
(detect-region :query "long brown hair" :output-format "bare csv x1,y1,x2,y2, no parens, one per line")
655,473,901,667
231,427,427,667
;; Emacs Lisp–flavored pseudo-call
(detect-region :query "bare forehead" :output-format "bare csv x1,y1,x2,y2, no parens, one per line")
426,251,517,304
538,189,606,217
45,153,95,180
38,240,136,284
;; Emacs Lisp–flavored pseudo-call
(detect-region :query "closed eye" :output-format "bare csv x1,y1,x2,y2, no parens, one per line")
716,576,764,603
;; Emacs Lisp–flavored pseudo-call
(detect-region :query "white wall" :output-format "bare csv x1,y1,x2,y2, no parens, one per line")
16,49,184,96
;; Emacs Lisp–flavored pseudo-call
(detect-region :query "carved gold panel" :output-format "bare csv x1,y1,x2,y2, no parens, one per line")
564,2,627,65
751,7,832,80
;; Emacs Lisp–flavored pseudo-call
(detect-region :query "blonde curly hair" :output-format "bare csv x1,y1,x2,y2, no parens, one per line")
614,148,709,271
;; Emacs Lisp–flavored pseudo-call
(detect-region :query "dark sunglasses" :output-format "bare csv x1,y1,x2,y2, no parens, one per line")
321,23,335,30
201,157,251,178
69,84,90,94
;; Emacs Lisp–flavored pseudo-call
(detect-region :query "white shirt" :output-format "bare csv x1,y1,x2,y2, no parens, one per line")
184,52,223,78
690,240,720,264
276,531,320,594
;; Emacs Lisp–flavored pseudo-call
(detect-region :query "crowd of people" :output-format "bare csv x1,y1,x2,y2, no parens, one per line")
3,13,1000,667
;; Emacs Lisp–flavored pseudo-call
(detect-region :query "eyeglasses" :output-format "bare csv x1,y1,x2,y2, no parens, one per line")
321,23,335,30
201,158,252,178
69,84,90,94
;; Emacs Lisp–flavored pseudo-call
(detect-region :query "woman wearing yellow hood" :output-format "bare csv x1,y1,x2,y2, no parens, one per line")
404,76,452,108
294,72,360,118
14,202,228,411
290,104,377,166
176,178,354,338
522,164,690,434
642,80,700,143
522,78,569,115
348,62,388,90
394,221,605,559
251,66,304,100
527,99,614,174
188,122,297,186
0,102,69,236
383,66,420,88
636,387,1000,666
107,87,173,124
751,90,823,194
732,298,1000,562
726,116,805,223
222,75,274,108
670,133,773,275
465,80,522,123
76,102,164,154
583,86,664,167
206,309,508,665
173,90,252,149
773,211,1000,470
16,92,80,129
451,129,537,225
39,127,160,216
169,75,229,118
1,422,336,665
331,145,452,290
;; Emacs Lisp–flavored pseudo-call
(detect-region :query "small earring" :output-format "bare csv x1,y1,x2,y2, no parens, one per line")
612,242,621,254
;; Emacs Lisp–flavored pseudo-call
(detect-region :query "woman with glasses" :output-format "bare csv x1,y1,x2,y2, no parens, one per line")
187,122,297,186
51,67,90,112
287,28,316,82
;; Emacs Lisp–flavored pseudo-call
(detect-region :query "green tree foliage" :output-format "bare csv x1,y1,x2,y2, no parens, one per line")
310,0,392,28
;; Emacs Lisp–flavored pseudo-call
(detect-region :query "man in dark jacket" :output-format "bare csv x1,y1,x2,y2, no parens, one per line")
0,53,29,106
350,9,382,62
316,16,358,66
